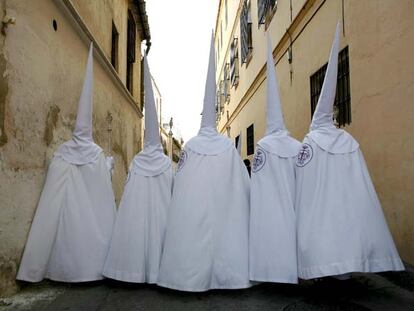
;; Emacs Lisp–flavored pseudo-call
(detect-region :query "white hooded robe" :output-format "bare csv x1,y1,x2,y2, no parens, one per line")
17,43,116,282
102,57,172,283
295,23,404,279
249,35,301,284
157,33,251,292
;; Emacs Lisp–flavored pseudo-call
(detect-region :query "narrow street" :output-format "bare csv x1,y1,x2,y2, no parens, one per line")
1,0,414,308
1,271,413,311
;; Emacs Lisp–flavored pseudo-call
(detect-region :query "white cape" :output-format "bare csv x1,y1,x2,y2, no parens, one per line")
249,136,301,284
295,136,404,279
157,145,251,291
103,158,173,283
17,153,116,282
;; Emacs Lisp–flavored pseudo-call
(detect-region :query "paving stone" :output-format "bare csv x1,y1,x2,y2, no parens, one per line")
1,272,413,311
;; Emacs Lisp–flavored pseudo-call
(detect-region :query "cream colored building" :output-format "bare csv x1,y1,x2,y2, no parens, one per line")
215,0,414,265
0,0,150,297
151,75,182,165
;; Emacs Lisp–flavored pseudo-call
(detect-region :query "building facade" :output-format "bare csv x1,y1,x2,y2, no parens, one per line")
215,0,414,265
151,75,183,165
0,0,150,297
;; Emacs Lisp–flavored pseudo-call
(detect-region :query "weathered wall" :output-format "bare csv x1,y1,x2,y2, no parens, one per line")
71,0,143,99
0,0,143,297
217,0,414,264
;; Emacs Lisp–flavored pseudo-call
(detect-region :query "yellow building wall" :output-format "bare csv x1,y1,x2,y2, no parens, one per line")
0,0,145,297
216,0,308,152
216,0,414,264
72,0,143,100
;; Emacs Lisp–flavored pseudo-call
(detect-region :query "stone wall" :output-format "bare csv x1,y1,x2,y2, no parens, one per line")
0,0,143,297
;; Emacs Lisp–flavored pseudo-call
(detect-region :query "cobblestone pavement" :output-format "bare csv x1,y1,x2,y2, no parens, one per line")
1,271,413,311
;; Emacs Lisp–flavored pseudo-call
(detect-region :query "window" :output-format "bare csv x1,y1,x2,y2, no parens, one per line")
126,10,136,94
219,80,225,112
235,134,240,149
230,37,240,87
310,46,351,127
246,124,254,155
216,90,221,120
240,0,253,64
111,21,119,71
223,63,230,103
258,0,277,27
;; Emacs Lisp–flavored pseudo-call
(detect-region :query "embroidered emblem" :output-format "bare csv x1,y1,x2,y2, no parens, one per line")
296,143,313,167
177,150,187,172
252,148,266,173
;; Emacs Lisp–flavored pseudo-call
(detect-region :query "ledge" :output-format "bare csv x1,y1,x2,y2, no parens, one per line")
53,0,143,118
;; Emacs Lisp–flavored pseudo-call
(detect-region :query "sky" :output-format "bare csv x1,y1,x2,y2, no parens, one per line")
145,0,220,142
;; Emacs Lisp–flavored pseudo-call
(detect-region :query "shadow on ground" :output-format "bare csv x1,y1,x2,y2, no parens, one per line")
1,271,413,311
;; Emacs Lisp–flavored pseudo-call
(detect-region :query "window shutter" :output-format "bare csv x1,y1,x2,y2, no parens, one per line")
240,1,249,63
127,11,136,63
258,0,266,25
230,38,239,86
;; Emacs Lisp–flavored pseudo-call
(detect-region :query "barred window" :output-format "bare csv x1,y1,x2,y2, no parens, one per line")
223,63,230,104
310,46,351,127
246,124,254,155
218,80,225,113
240,0,253,64
258,0,277,26
126,10,136,94
215,89,223,122
230,37,240,87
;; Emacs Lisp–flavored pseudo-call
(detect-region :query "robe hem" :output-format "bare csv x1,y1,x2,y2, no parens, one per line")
299,257,404,280
102,269,158,284
17,275,105,283
249,275,298,284
156,280,252,292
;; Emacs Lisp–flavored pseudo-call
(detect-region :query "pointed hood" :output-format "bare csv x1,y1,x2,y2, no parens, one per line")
73,42,94,143
257,33,301,158
132,56,171,177
310,23,340,131
307,22,359,154
199,31,217,133
143,56,161,147
55,42,103,165
265,34,286,135
185,32,233,156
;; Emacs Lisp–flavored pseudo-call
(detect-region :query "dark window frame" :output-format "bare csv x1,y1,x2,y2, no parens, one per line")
240,0,253,65
224,63,230,104
230,37,240,87
310,46,351,127
219,79,225,113
246,124,254,155
126,10,136,94
111,21,119,72
216,89,221,120
258,0,277,28
235,134,240,149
